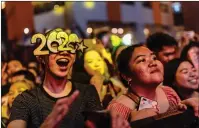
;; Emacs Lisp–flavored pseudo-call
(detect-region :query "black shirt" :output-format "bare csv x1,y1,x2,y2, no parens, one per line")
9,82,103,128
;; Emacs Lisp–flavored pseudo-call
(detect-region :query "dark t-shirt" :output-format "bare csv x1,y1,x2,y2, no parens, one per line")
9,82,103,128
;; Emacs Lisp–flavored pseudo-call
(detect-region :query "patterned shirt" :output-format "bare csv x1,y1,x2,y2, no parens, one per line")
107,86,181,120
9,82,103,128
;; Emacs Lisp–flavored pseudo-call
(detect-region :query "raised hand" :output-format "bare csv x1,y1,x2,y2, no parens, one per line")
40,90,79,128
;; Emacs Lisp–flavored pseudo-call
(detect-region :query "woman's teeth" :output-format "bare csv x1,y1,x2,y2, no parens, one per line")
189,79,197,84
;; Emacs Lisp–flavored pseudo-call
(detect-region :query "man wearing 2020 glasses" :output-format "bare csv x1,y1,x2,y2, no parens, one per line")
7,29,130,128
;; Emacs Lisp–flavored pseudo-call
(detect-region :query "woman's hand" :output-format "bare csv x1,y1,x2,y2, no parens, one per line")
90,72,107,102
180,97,199,117
40,90,79,128
130,108,159,121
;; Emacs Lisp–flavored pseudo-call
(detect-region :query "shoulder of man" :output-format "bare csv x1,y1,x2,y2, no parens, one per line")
14,86,42,103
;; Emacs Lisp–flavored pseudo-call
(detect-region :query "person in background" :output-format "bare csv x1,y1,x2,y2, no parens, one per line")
112,45,128,66
28,61,38,69
72,49,126,108
8,70,36,87
2,80,34,127
164,59,199,100
108,44,199,122
1,60,25,96
7,29,130,128
7,60,25,76
146,32,178,65
28,67,42,85
181,41,199,71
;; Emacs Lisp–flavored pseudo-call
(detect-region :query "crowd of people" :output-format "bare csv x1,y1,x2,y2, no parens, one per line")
1,29,199,128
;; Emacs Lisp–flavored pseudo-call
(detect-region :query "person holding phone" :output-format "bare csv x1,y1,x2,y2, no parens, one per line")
107,44,199,122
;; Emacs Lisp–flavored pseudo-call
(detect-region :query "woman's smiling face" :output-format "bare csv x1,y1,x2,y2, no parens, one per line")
175,61,199,90
84,50,105,76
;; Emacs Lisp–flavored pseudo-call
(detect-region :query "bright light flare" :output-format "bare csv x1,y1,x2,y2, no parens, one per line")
1,2,6,9
87,27,93,34
24,28,30,34
118,28,124,34
111,28,117,34
122,33,132,45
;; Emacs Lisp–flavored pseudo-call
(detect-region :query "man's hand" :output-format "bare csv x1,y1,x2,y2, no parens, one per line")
40,90,79,128
180,97,199,117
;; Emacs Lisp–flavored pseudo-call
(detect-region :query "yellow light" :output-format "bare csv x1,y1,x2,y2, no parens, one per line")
65,29,71,34
111,28,117,34
54,4,59,9
84,2,95,9
1,2,6,9
111,35,121,47
87,27,93,34
118,28,124,34
53,5,64,15
24,28,29,34
143,28,150,36
122,33,132,45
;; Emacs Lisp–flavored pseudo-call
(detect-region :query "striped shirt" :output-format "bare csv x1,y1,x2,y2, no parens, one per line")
107,86,181,120
9,82,102,128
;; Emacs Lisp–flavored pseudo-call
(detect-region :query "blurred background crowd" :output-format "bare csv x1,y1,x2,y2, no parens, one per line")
1,1,199,128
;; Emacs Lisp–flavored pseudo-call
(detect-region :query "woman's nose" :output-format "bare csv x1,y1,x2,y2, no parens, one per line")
148,58,157,67
94,63,100,67
189,71,196,78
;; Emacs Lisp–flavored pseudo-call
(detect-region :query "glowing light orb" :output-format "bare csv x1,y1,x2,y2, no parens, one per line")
84,2,95,9
53,5,64,15
122,33,132,45
111,35,121,47
118,28,124,34
24,28,30,34
111,28,117,34
87,27,93,34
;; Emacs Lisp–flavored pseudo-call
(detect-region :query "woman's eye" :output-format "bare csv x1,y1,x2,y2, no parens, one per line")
182,70,188,74
138,59,146,63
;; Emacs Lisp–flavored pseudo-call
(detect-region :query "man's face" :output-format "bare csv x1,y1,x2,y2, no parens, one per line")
157,46,177,65
45,51,76,78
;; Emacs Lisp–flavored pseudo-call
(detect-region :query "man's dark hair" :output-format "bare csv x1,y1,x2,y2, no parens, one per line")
146,32,178,52
11,70,35,83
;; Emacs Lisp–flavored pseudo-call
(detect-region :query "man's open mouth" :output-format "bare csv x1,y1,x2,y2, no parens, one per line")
56,58,69,67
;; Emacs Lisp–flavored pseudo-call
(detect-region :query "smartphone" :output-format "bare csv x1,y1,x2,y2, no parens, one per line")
138,97,158,111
